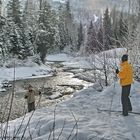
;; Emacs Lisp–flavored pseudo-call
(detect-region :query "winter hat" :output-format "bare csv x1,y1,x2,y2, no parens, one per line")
121,54,128,62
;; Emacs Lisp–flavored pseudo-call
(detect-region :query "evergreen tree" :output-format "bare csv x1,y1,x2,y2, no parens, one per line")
0,16,9,57
137,0,140,22
36,1,56,63
65,0,77,49
58,23,67,51
118,11,128,45
0,0,2,16
6,0,24,58
58,4,67,51
7,0,22,27
110,6,120,45
39,0,43,10
0,16,33,59
2,2,32,59
103,8,112,50
22,0,29,23
22,0,38,51
61,0,73,46
19,27,33,59
97,24,103,51
22,0,37,29
110,6,117,31
7,22,22,57
77,21,84,50
64,0,77,50
57,1,77,52
5,0,34,59
20,0,35,59
65,0,72,28
86,21,97,54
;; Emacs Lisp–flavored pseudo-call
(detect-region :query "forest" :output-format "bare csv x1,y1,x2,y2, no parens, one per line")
0,0,139,64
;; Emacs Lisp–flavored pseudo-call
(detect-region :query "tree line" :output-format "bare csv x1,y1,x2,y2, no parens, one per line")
0,0,139,64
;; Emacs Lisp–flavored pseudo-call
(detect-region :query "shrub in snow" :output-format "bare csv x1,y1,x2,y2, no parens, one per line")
29,55,42,65
0,15,5,23
3,56,41,68
63,45,76,56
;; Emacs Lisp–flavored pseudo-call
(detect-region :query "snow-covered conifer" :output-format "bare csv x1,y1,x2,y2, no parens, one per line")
36,1,56,63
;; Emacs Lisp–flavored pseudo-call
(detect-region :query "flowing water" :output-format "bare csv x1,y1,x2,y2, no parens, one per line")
0,62,91,122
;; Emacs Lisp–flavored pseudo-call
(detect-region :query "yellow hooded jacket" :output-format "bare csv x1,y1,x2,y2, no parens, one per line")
118,61,133,86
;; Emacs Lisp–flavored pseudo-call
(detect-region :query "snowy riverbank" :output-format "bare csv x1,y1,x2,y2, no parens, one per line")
5,81,140,140
2,49,139,140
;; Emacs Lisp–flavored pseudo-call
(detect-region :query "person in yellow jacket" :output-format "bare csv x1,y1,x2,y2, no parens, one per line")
24,84,41,112
116,54,133,116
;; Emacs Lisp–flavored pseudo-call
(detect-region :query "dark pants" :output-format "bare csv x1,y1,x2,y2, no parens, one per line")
121,85,132,115
28,102,35,112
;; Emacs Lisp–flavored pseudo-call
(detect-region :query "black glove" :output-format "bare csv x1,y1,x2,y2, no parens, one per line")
39,91,41,95
24,95,28,99
116,69,119,74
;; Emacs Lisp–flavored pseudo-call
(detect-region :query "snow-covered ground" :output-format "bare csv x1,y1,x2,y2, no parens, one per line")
0,65,53,91
47,53,74,62
4,81,140,140
0,53,76,91
61,48,127,69
1,48,139,140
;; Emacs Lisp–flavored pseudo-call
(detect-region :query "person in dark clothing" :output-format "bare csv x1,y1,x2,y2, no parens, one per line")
116,54,133,116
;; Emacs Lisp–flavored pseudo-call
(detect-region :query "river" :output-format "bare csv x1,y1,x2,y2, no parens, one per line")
0,61,91,122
